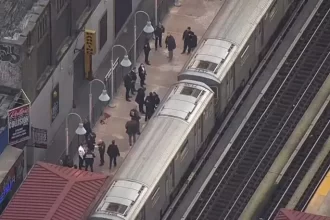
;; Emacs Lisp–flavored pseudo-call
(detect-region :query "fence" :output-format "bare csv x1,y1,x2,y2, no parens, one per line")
58,0,175,163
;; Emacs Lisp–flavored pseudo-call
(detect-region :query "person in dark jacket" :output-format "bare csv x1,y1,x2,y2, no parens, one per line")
152,92,160,109
138,63,147,87
107,140,120,169
97,139,106,166
83,118,92,140
86,132,96,151
130,107,141,135
154,23,165,50
143,39,151,65
165,33,176,62
135,87,146,114
84,149,95,172
125,119,139,146
188,32,197,54
130,68,137,95
145,92,155,121
182,27,192,54
124,73,132,101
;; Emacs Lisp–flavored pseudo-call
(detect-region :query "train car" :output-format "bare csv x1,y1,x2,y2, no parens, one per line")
178,0,294,116
89,80,214,220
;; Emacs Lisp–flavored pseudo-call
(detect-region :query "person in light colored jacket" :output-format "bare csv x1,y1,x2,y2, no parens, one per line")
78,145,85,170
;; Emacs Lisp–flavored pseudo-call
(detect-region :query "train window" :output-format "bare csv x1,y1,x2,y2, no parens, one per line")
179,140,189,160
210,86,218,101
106,203,128,215
240,45,250,66
197,60,218,72
269,0,278,20
181,86,202,98
151,187,160,207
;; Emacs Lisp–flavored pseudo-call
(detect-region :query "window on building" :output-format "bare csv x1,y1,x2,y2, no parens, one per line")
37,11,49,42
197,60,218,72
99,11,108,51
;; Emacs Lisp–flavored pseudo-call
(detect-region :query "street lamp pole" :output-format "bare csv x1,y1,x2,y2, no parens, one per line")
65,112,86,156
134,11,154,67
155,0,158,26
110,44,132,108
89,79,110,124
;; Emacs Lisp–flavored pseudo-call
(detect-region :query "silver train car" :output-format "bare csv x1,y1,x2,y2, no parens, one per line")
90,0,297,219
179,0,294,116
90,80,214,220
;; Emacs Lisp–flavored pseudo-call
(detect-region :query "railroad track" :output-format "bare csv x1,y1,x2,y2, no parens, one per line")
181,1,330,219
295,135,330,211
257,100,330,219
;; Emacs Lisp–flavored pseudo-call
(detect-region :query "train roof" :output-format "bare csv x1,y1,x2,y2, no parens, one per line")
90,80,213,220
182,0,274,83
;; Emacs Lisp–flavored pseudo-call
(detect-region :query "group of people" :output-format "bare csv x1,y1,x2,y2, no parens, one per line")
124,63,147,102
77,120,121,172
73,25,197,172
125,90,160,146
143,24,197,63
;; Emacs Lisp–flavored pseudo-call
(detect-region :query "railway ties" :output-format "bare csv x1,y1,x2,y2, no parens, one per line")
183,1,330,220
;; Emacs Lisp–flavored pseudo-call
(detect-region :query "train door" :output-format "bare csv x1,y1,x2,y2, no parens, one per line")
255,19,264,56
226,66,235,101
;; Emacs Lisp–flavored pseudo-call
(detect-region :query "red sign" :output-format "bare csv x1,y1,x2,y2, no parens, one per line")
8,104,31,145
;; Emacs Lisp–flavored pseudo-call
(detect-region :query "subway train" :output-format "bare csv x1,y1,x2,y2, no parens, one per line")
90,0,295,219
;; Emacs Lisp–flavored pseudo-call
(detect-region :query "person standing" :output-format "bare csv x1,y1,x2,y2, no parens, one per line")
125,119,139,146
124,72,132,102
145,92,155,121
107,140,120,169
86,132,96,151
83,118,92,140
182,27,192,54
188,32,197,54
130,107,141,135
152,92,160,109
135,87,146,114
138,63,147,87
143,39,151,65
78,144,85,170
154,23,165,50
97,139,106,166
165,33,176,62
84,149,95,172
130,68,137,95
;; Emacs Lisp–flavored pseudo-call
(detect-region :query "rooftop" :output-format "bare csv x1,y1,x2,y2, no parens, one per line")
275,209,330,220
0,162,112,220
0,0,38,40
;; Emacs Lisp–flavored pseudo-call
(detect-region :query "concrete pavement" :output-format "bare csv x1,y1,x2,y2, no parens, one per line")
69,0,222,175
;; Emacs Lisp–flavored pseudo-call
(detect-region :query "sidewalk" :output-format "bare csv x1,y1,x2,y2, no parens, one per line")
81,0,222,175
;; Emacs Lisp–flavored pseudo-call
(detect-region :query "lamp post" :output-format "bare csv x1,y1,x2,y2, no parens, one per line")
65,113,86,157
110,45,132,108
155,0,158,26
89,79,111,124
134,11,155,67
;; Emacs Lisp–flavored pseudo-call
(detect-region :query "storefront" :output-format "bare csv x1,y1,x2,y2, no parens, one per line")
0,146,24,214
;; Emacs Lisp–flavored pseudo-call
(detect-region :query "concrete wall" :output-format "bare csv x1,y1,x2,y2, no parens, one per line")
29,0,115,161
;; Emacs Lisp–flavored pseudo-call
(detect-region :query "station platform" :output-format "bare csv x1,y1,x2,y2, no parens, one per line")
74,0,223,175
305,171,330,216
